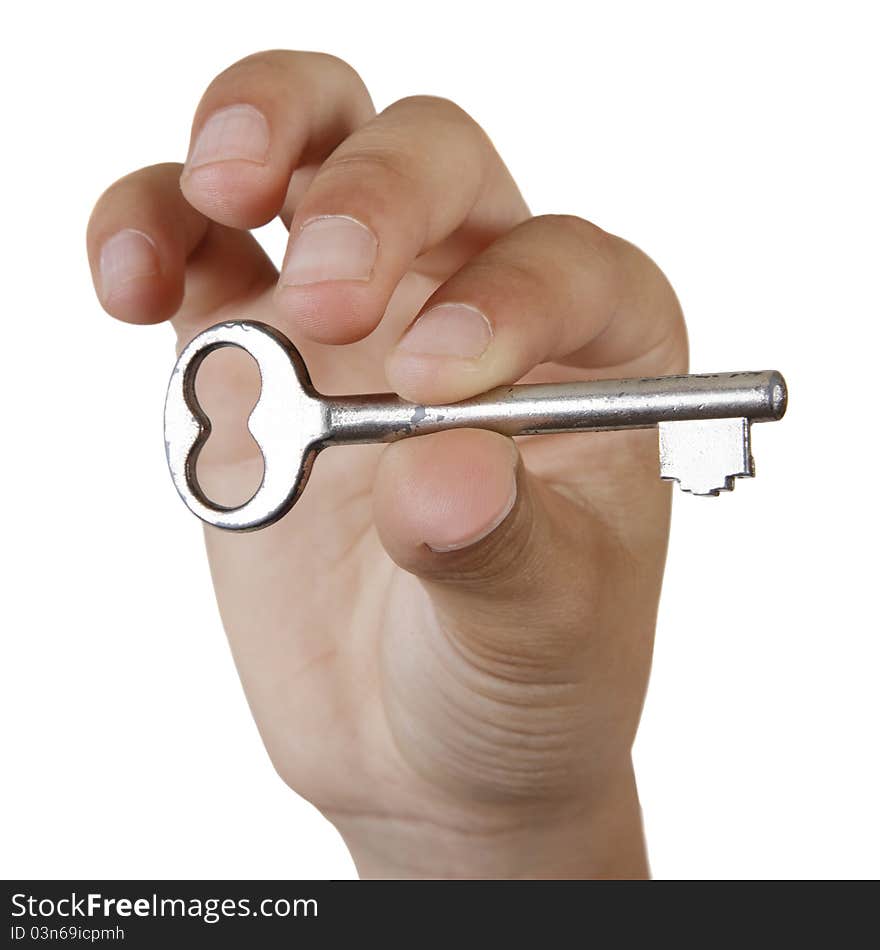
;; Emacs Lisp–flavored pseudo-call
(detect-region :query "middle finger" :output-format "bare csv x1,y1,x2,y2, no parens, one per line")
275,95,530,344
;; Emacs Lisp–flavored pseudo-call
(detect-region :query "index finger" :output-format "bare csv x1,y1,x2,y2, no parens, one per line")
385,215,689,405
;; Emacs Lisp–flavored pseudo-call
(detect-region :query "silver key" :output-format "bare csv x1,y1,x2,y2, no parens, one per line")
164,321,787,531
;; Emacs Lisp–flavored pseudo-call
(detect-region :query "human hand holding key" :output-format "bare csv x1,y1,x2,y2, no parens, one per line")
87,50,782,878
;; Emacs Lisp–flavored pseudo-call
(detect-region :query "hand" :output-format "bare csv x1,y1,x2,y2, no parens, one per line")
87,50,687,879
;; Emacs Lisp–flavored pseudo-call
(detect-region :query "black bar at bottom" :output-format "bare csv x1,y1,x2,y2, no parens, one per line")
2,879,875,948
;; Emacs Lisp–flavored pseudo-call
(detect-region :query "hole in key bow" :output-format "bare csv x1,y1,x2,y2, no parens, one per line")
192,346,265,509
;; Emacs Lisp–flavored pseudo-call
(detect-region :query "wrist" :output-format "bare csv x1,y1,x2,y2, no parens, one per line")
328,761,648,880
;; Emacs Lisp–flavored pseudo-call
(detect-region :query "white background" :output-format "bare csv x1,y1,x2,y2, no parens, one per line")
2,0,877,879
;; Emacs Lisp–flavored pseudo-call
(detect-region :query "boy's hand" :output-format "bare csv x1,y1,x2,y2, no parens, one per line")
87,50,687,878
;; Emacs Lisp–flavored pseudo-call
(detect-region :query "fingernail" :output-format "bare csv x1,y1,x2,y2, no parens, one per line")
187,104,270,169
397,303,492,359
280,216,377,286
428,471,518,554
99,229,159,300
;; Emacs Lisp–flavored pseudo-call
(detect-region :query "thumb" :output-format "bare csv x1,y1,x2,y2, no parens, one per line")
372,429,609,668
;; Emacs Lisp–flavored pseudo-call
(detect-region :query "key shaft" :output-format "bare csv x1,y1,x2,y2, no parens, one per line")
324,371,786,445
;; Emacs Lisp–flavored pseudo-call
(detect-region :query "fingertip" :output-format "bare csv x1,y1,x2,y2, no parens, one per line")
91,228,182,325
179,102,282,229
273,282,383,344
373,429,519,570
99,277,183,326
385,302,510,404
384,350,494,404
179,163,283,230
272,213,386,343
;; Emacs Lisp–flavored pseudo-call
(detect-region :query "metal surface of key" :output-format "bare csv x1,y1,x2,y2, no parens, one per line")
164,321,787,531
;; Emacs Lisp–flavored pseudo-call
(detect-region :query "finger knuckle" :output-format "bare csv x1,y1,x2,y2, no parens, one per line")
389,95,489,147
532,213,611,251
214,49,291,84
296,51,369,99
92,163,179,215
325,145,420,194
393,93,469,121
213,50,367,99
467,254,547,303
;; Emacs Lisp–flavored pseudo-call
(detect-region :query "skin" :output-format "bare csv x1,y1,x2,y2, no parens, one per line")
86,50,688,879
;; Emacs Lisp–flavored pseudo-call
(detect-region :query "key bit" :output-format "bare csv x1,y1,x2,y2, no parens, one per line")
658,417,753,495
164,321,787,531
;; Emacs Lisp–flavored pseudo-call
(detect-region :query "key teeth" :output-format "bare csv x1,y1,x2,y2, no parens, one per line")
663,472,747,496
657,417,754,498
